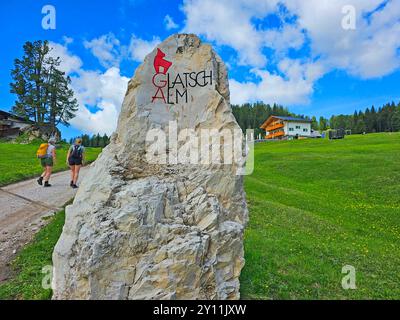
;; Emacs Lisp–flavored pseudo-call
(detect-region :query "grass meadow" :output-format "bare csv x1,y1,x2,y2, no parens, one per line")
240,133,400,299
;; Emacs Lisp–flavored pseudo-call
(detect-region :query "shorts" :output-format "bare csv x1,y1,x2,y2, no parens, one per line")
41,157,53,167
68,157,82,166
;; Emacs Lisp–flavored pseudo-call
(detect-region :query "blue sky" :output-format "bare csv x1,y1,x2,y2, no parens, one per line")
1,0,399,139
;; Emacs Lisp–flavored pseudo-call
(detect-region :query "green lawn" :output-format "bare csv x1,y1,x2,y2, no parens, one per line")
240,132,400,299
0,210,66,300
0,143,102,186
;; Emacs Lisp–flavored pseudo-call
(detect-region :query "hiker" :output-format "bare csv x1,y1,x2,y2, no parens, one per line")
66,138,85,189
37,138,57,187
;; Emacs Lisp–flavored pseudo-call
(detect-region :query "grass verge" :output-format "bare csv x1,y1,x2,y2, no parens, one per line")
0,210,65,300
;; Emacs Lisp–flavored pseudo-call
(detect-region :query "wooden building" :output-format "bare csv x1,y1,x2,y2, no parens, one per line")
0,110,32,139
260,115,312,140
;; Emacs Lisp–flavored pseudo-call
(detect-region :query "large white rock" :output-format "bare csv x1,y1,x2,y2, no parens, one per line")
52,34,248,300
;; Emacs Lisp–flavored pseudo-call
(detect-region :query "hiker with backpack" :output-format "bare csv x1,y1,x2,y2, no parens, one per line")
66,138,85,189
37,138,57,187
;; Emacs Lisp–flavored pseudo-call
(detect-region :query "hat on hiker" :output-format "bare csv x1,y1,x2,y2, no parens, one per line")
75,138,82,145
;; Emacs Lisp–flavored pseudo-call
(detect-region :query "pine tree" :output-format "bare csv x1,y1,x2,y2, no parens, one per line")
319,116,328,131
102,133,109,146
10,40,78,130
81,134,90,147
10,40,52,123
47,64,78,130
391,111,400,132
311,116,318,130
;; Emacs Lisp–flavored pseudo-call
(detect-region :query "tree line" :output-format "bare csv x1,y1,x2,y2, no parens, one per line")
69,134,110,148
232,101,400,135
10,40,78,131
328,102,400,134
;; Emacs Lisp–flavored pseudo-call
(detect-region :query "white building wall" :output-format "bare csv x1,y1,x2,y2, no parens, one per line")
284,122,289,135
284,121,311,137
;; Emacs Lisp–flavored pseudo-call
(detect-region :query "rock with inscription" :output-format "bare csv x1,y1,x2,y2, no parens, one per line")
52,34,248,300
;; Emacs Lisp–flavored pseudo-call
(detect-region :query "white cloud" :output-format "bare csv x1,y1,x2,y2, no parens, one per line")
70,67,129,135
282,0,400,79
49,41,82,74
164,15,179,30
129,35,161,62
83,32,162,66
49,41,129,135
83,33,121,68
62,36,74,45
181,0,400,106
264,24,305,54
230,60,324,105
182,0,280,67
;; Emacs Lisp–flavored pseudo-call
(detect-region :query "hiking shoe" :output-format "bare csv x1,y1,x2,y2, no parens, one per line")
44,182,52,187
37,177,43,186
72,184,79,189
70,181,74,187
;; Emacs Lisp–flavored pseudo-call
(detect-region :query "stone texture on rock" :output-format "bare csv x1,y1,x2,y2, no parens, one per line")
52,34,248,300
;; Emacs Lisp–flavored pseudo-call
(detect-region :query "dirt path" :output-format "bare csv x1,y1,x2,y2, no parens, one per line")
0,167,89,283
